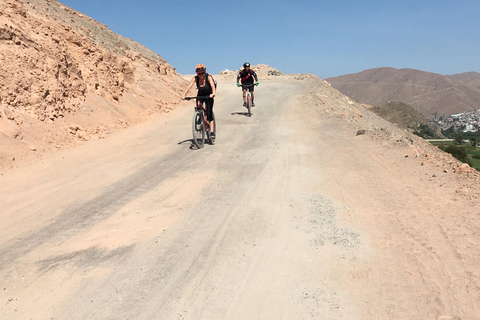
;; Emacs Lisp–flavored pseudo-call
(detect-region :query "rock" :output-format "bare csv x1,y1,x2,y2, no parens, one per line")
352,107,363,118
356,129,366,136
76,131,91,141
454,163,471,174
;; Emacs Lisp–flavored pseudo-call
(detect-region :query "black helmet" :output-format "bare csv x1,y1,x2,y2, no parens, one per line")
243,62,250,68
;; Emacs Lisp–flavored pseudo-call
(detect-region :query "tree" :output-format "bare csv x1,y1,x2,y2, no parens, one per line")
439,144,473,166
470,137,477,147
455,133,465,145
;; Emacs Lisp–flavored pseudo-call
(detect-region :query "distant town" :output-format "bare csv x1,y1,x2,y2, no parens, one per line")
431,109,480,133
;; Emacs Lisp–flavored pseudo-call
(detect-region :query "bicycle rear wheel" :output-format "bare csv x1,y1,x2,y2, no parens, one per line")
246,93,252,117
192,110,205,148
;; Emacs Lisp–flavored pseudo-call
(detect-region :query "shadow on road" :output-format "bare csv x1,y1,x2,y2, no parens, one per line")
177,139,197,150
231,112,252,117
177,139,215,150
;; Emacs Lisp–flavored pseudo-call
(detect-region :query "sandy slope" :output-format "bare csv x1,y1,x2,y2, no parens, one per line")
1,76,479,319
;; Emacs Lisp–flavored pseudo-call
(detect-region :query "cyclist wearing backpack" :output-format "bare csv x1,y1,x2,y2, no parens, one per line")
182,64,216,138
236,62,259,107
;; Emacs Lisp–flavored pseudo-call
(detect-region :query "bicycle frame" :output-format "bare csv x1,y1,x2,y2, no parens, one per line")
241,84,254,117
195,98,209,131
186,96,210,125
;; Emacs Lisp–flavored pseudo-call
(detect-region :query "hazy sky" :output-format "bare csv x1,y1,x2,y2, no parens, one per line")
59,0,479,78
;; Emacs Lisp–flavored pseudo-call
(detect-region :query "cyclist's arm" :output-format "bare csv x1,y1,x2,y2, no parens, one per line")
207,75,216,98
181,77,196,99
253,71,259,82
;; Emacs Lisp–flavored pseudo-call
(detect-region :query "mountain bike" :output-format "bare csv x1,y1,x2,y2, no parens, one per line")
241,83,255,117
185,96,216,148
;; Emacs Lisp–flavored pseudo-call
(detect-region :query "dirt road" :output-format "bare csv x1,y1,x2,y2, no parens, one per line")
1,78,479,319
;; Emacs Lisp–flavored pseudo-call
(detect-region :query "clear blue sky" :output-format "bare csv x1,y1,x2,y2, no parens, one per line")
59,0,479,78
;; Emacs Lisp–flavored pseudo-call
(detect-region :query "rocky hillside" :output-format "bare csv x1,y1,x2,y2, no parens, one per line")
0,0,186,172
369,102,443,138
326,68,480,118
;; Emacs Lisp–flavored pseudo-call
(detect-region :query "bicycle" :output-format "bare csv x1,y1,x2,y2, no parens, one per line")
241,83,255,117
185,96,216,148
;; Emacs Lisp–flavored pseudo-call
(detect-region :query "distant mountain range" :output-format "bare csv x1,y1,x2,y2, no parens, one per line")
446,72,480,82
326,68,480,117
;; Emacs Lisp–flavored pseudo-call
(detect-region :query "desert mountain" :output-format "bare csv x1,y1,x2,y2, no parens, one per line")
446,71,480,82
326,67,480,118
446,72,480,97
0,0,187,172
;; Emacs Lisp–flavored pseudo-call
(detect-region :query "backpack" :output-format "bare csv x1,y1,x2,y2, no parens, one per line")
196,73,217,90
211,74,217,89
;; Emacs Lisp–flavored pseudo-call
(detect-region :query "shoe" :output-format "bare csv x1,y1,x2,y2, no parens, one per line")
243,102,246,106
210,132,215,144
252,103,255,107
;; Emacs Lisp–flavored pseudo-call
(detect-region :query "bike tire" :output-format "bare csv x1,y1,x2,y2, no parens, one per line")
246,93,252,117
192,110,205,148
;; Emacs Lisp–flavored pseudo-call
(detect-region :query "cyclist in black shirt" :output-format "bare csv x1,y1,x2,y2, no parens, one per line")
236,62,259,107
182,64,216,138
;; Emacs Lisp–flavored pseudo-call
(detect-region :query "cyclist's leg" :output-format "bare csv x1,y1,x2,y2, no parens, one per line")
207,98,215,134
242,88,247,104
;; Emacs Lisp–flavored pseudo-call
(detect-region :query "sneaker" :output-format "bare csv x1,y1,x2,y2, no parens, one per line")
243,102,246,106
252,103,255,107
210,132,215,144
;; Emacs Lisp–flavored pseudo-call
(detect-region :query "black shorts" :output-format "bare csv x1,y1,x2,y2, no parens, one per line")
198,97,214,122
197,89,214,121
242,82,255,92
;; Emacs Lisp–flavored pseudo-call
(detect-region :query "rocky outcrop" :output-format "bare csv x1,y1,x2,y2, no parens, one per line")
0,0,186,172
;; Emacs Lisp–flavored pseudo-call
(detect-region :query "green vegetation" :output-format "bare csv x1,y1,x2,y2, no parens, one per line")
429,132,480,171
442,129,480,143
469,148,480,170
437,144,472,166
413,124,438,139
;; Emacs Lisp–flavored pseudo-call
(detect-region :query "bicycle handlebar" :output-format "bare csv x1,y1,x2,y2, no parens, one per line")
184,96,211,100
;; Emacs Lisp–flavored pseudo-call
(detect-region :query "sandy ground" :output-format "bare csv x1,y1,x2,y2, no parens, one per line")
1,77,480,319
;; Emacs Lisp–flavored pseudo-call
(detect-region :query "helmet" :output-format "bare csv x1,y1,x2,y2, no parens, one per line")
243,62,250,68
195,64,206,74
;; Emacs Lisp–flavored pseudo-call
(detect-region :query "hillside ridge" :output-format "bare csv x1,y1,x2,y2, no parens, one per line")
326,67,480,117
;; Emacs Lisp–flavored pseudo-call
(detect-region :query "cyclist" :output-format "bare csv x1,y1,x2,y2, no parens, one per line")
236,62,259,107
182,64,216,139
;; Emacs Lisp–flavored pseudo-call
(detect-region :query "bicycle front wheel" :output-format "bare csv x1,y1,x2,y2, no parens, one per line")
246,93,252,117
192,110,205,148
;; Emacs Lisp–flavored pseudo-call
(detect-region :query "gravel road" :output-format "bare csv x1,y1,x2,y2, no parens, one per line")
1,78,479,319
